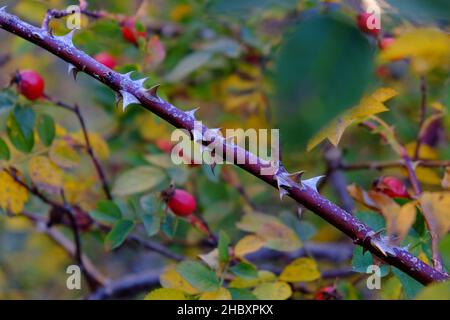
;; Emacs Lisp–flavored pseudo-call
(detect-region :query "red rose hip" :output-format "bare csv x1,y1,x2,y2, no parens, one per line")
94,52,117,69
120,19,146,45
357,12,380,37
374,176,410,199
16,70,45,100
166,189,197,217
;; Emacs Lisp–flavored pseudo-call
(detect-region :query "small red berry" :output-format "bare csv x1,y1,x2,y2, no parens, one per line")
94,52,117,69
374,176,410,199
155,139,173,153
379,37,395,50
16,70,45,100
166,189,197,217
314,286,341,300
357,12,380,37
120,20,146,45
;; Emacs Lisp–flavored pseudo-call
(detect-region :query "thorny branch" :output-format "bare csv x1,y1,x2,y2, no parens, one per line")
0,8,448,285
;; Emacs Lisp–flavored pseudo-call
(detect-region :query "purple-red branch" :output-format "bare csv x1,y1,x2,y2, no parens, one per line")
0,9,448,285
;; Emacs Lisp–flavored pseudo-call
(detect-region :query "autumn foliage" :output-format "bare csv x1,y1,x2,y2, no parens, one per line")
0,0,449,301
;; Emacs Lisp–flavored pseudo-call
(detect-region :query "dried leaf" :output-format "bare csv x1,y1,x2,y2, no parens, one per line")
420,192,450,238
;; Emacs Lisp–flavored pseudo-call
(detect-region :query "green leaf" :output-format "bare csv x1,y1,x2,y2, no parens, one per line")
274,14,374,151
112,166,165,196
165,51,213,83
228,288,257,300
352,246,390,277
388,0,450,23
0,89,17,111
7,106,35,153
230,262,258,279
90,200,122,225
0,137,10,161
355,211,385,230
207,0,296,15
218,230,230,263
438,234,450,271
141,214,161,237
176,260,221,292
36,114,55,146
105,219,134,250
161,214,177,238
392,267,424,299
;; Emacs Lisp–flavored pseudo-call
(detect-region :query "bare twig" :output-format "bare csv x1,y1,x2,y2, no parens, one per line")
323,145,354,213
0,9,447,284
340,159,450,171
21,211,108,287
414,76,428,160
86,270,161,300
43,94,113,200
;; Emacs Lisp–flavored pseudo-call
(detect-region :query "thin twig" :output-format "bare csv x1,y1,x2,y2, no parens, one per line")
44,94,113,200
21,211,108,287
414,76,428,160
340,159,450,171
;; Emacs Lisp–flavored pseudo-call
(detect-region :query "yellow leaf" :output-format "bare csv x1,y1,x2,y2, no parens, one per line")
28,156,63,195
369,192,416,242
236,212,302,252
379,28,450,74
252,281,292,300
199,288,232,300
415,281,450,300
0,171,28,214
234,235,267,258
405,142,438,160
159,265,199,294
220,65,267,114
414,167,442,185
229,270,276,289
170,4,193,22
418,251,430,265
279,257,321,282
441,167,450,189
420,192,450,238
136,113,172,141
71,131,110,160
144,288,187,300
49,139,80,169
307,88,397,151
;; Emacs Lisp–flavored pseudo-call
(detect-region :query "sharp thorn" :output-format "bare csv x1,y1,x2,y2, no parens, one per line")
67,63,79,81
0,6,7,12
134,77,148,88
119,90,140,111
302,175,325,192
185,107,199,119
55,29,77,46
147,84,160,97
